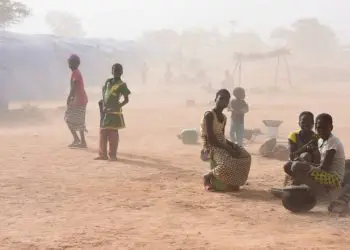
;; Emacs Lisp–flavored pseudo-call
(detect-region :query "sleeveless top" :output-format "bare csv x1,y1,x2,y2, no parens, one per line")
200,110,227,150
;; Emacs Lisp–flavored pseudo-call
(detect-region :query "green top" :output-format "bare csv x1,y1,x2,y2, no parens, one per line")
102,78,131,112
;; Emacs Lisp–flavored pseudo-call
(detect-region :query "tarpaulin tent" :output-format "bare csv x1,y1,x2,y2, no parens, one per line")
0,31,140,104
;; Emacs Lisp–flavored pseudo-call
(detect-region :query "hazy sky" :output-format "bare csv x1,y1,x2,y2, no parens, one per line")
11,0,350,42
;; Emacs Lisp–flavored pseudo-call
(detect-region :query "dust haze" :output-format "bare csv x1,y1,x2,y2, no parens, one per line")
1,0,350,249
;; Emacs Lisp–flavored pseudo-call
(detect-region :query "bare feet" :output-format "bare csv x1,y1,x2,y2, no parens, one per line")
68,140,80,148
109,157,118,162
203,174,215,191
94,156,109,160
77,142,87,148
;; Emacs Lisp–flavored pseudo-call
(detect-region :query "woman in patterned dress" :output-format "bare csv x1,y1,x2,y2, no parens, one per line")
65,54,88,148
201,89,251,192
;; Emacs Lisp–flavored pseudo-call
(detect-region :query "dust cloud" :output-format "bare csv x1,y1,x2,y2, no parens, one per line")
1,1,350,249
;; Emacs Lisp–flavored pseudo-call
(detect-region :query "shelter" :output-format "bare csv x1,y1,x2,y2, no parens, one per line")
232,48,292,87
0,31,140,106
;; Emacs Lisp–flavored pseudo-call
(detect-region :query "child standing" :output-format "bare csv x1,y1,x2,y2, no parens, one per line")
95,63,131,161
229,87,249,146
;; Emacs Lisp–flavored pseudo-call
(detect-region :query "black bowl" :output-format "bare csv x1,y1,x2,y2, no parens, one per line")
282,186,317,213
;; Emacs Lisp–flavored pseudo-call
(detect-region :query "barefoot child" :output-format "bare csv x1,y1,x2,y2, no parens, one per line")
95,63,131,161
284,113,345,196
201,89,251,192
65,54,88,148
229,87,248,146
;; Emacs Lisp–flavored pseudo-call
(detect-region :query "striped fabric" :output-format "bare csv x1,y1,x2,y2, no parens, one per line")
65,104,87,131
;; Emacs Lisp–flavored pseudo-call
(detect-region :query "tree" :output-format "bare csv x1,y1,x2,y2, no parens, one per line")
45,11,85,38
271,18,339,59
0,0,30,29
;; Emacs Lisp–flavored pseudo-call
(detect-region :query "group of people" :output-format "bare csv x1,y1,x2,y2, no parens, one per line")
64,54,131,161
63,53,348,213
200,87,349,213
200,88,250,192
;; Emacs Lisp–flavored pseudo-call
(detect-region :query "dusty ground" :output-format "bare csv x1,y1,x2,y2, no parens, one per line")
1,85,350,249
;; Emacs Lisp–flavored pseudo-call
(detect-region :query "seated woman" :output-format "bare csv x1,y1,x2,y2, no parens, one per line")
200,89,251,192
284,113,345,197
284,111,320,186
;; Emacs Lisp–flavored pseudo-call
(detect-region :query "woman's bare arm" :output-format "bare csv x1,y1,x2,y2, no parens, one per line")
67,80,76,104
288,139,298,160
205,112,230,150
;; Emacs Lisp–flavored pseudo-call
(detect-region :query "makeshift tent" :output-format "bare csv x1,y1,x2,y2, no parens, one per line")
0,31,140,104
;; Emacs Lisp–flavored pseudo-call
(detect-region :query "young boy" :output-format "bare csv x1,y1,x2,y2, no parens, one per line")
229,87,249,146
65,54,88,148
288,111,320,162
284,111,319,186
284,113,345,196
95,63,131,161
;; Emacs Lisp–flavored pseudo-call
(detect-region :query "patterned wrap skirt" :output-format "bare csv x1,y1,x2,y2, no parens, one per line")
65,104,87,131
210,147,251,186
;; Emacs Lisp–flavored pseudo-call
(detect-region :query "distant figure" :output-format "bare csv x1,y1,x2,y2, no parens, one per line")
228,87,249,146
203,82,216,94
95,63,131,161
64,54,88,148
284,113,345,196
201,89,251,192
165,63,173,84
221,70,234,89
195,69,208,84
142,62,148,85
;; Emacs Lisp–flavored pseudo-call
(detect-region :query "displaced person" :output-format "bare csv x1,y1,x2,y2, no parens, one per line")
284,111,320,186
201,89,251,192
65,54,88,148
284,113,345,196
95,63,131,161
229,87,249,146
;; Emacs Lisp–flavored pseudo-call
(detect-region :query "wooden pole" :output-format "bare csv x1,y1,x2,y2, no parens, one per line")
283,56,292,87
238,58,242,87
274,56,280,86
232,55,241,88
